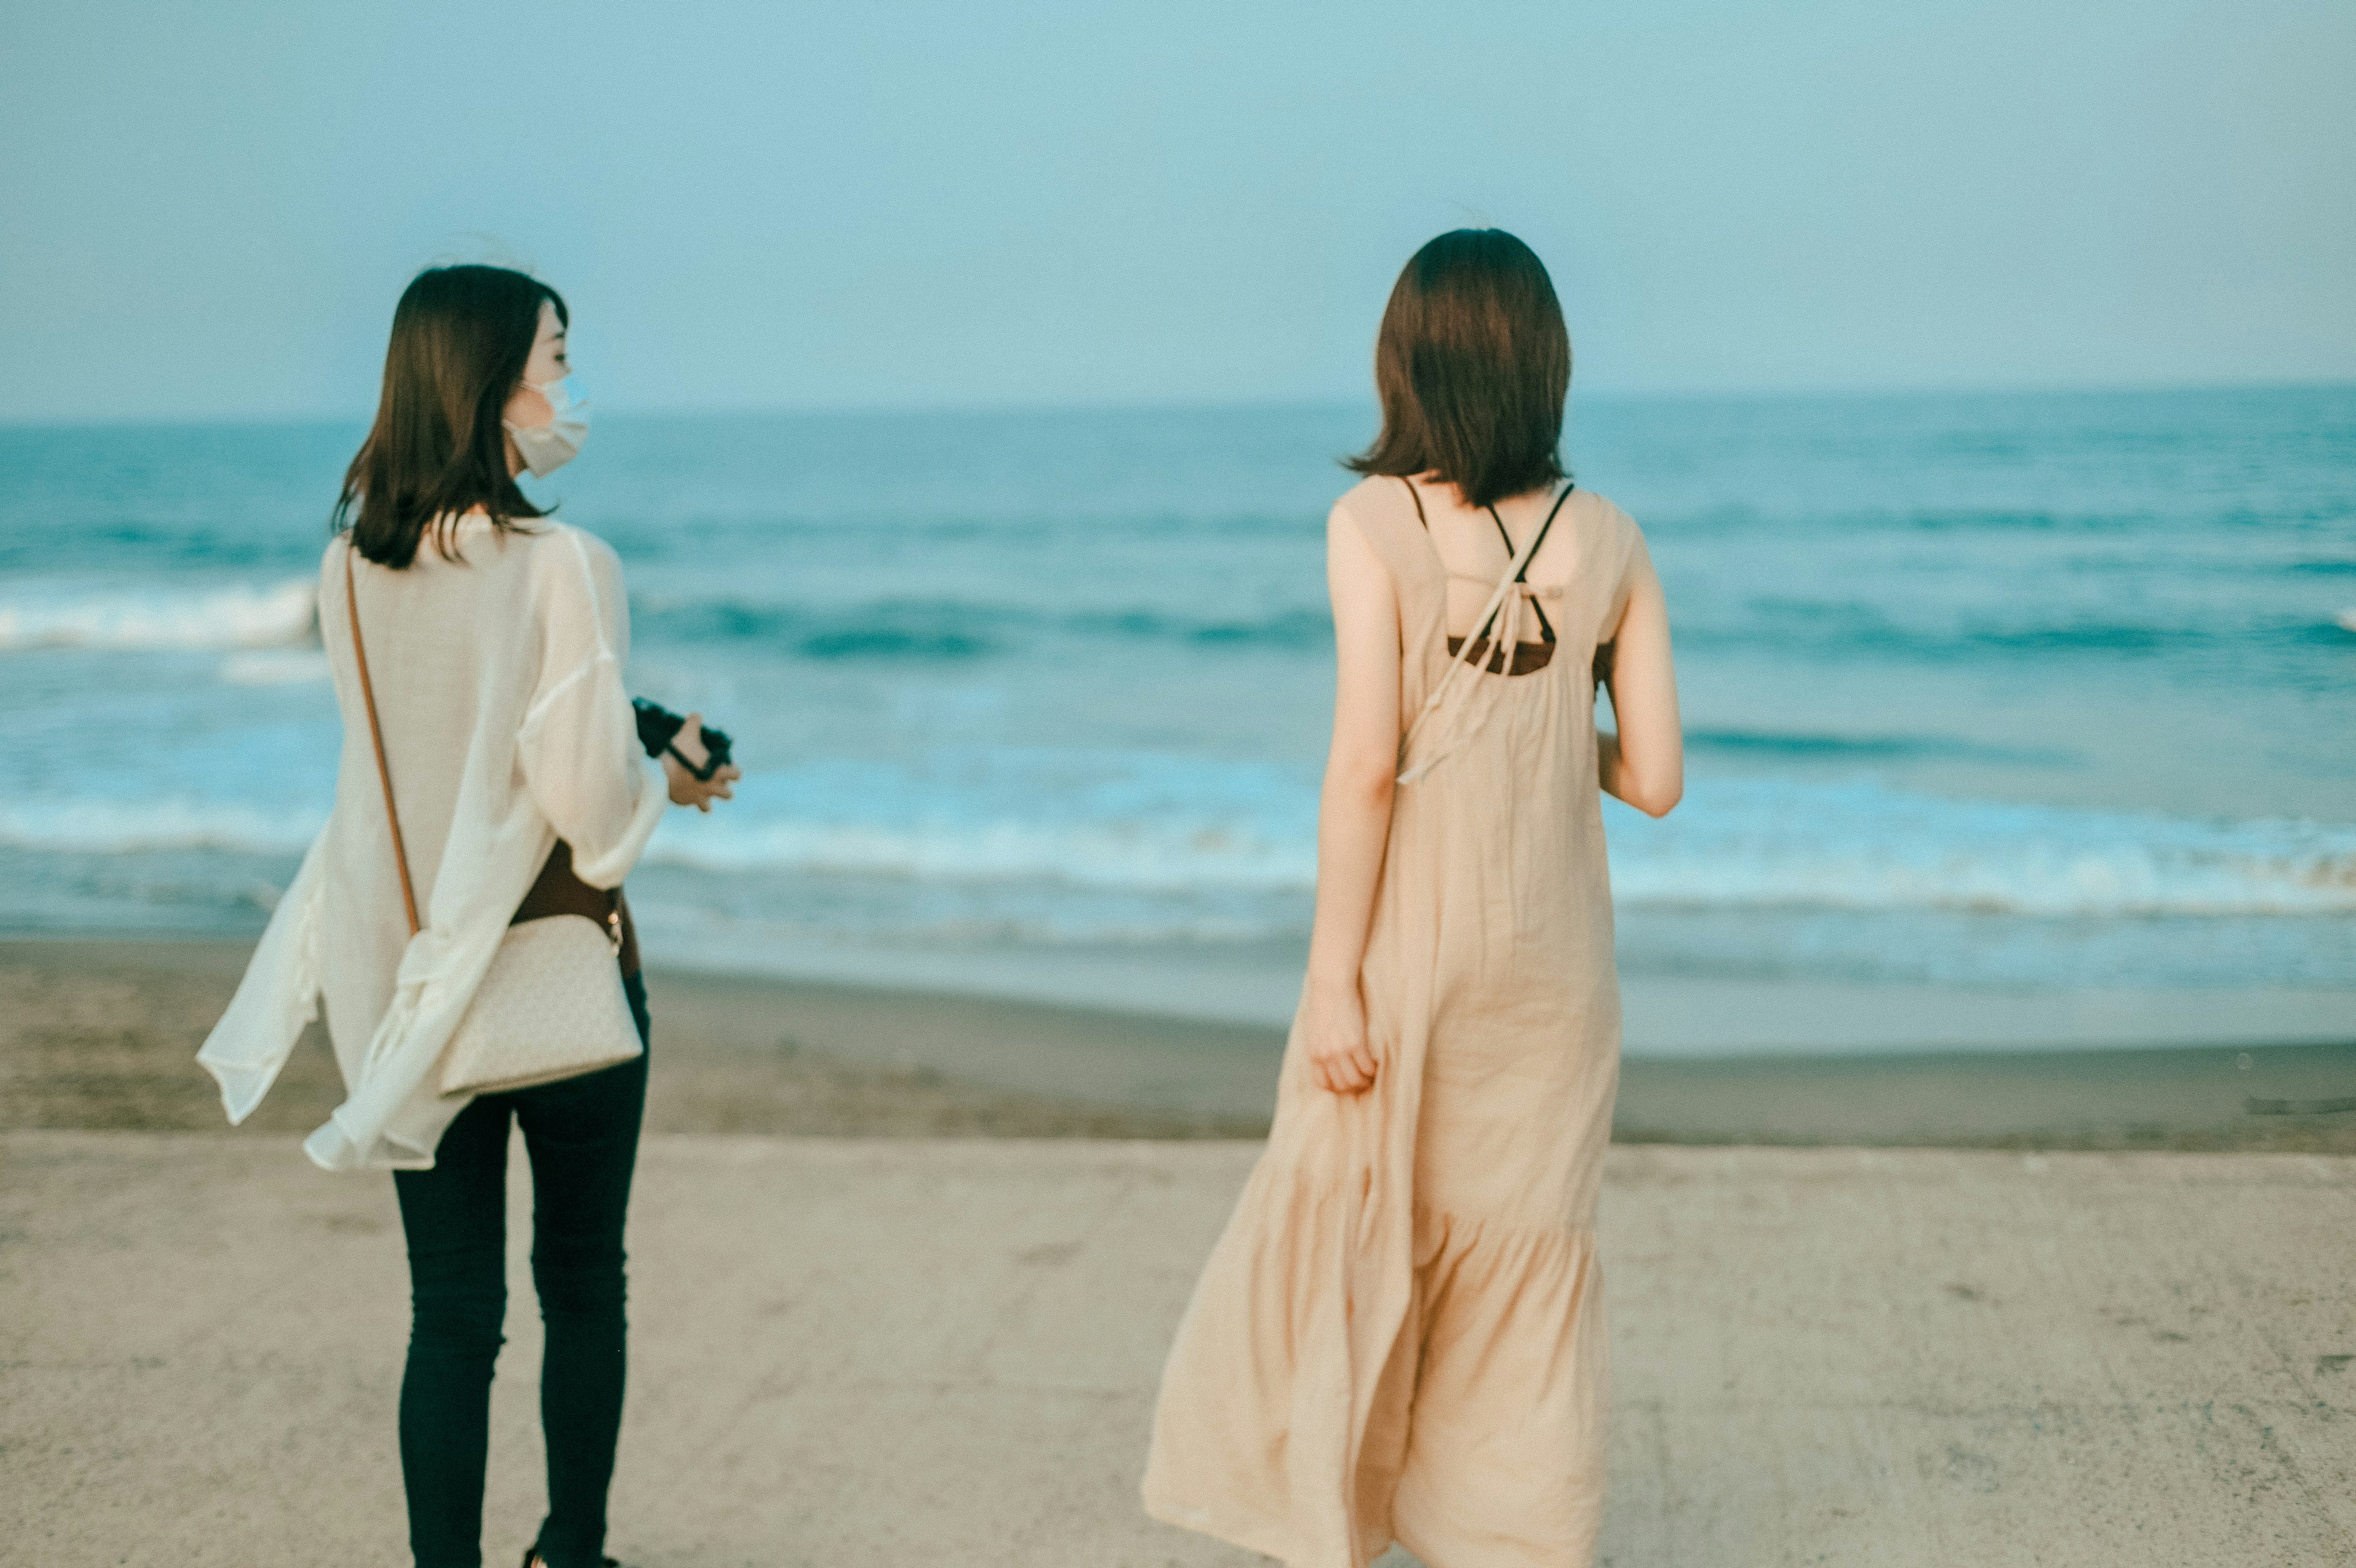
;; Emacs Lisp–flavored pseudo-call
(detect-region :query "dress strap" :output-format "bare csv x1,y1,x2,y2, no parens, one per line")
1395,480,1575,785
1479,484,1573,645
1393,474,1574,649
1396,476,1572,645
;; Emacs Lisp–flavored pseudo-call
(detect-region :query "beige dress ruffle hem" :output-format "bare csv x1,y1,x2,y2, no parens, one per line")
1144,477,1649,1567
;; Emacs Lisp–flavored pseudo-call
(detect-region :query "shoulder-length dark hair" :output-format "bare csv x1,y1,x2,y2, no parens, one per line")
335,265,566,568
1345,229,1569,509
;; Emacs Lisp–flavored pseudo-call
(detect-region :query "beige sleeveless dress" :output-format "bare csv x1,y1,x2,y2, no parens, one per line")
1144,476,1650,1568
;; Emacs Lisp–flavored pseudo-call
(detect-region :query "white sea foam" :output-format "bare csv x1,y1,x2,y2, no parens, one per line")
1605,778,2356,918
219,648,331,685
0,797,324,856
3,768,2350,921
640,751,1319,893
636,766,2356,919
642,816,1315,891
0,580,316,652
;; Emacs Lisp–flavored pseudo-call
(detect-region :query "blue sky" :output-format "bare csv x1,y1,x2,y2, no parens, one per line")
2,1,2350,421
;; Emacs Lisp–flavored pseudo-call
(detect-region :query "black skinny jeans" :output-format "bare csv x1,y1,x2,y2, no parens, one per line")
392,972,652,1568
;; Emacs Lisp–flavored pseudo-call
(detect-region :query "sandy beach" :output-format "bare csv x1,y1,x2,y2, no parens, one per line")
6,1132,2353,1566
4,935,2355,1563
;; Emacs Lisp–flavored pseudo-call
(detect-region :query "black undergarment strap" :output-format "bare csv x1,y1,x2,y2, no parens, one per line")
1477,482,1574,645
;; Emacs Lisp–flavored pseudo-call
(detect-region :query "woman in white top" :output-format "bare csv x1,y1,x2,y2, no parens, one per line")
198,264,735,1568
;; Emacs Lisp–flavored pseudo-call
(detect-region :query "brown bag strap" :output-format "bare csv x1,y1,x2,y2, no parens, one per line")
344,541,422,937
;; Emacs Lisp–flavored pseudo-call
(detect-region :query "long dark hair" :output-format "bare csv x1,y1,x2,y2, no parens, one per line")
1345,229,1569,508
336,265,567,567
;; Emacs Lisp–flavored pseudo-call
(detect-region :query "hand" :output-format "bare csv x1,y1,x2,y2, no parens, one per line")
661,713,740,812
1303,976,1378,1095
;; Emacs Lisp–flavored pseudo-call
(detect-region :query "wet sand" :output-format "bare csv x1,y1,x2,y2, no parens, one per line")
0,938,1272,1140
3,936,2352,1151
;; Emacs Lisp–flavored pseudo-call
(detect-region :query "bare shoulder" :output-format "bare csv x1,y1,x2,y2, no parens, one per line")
1330,475,1430,585
1569,488,1646,569
1570,486,1638,537
1334,472,1405,515
1333,473,1416,532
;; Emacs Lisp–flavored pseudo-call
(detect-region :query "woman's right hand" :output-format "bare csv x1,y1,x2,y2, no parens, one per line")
660,713,740,812
1303,976,1379,1095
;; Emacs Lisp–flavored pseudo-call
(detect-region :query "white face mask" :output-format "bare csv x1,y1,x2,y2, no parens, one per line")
504,376,589,477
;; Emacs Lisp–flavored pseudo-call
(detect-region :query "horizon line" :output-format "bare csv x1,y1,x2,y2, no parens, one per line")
4,375,2351,432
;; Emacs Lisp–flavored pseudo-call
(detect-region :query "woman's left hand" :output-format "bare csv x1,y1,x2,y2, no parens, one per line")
661,713,739,812
1302,976,1379,1095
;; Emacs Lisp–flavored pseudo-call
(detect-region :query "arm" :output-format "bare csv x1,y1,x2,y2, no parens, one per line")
1300,504,1402,1095
515,534,675,886
1596,533,1684,818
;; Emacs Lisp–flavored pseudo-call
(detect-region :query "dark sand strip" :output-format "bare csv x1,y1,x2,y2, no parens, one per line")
1615,1040,2356,1152
0,938,1272,1140
4,936,2351,1151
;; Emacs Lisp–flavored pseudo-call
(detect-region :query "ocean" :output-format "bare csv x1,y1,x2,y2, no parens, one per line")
3,386,2351,1053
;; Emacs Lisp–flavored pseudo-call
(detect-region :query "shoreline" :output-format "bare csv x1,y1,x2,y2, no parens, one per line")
636,921,2356,1053
4,934,2352,1151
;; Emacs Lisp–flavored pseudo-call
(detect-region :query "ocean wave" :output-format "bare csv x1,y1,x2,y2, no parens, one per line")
1680,604,2347,663
0,580,316,652
3,766,2349,921
1685,729,2069,764
1063,607,1331,649
631,596,1329,658
646,769,2356,918
633,598,998,660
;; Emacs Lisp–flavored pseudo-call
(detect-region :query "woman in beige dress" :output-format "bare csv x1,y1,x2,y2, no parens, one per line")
1143,229,1684,1567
